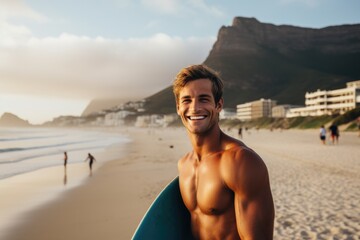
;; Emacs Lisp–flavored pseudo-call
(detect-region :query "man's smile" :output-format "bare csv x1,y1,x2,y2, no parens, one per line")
187,115,207,120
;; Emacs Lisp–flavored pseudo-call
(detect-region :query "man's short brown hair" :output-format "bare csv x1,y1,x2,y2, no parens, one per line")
173,64,224,104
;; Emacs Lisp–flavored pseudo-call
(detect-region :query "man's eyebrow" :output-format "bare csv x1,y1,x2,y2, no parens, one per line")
199,94,212,98
180,95,191,99
180,94,212,99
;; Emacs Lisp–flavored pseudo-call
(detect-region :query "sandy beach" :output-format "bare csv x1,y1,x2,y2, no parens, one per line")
2,127,360,240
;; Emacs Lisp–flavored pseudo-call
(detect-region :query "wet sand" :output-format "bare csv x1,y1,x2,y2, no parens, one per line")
3,127,360,240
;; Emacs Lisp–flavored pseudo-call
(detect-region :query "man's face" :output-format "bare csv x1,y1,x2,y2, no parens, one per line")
176,79,223,135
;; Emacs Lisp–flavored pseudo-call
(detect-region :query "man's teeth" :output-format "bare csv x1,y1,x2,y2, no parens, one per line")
189,116,206,120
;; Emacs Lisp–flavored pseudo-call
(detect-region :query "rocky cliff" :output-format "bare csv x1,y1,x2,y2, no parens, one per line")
202,17,360,107
213,17,360,54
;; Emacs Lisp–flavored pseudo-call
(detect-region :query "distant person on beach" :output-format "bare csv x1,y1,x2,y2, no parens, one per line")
329,124,339,144
173,64,274,239
357,117,360,137
84,153,96,173
63,152,68,168
238,127,243,139
320,125,326,145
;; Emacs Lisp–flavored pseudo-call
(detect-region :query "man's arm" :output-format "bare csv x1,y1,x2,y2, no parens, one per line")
222,148,274,240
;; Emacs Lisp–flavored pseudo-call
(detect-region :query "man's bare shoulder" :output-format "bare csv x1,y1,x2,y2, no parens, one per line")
220,134,264,166
221,135,257,161
223,143,262,164
220,139,269,194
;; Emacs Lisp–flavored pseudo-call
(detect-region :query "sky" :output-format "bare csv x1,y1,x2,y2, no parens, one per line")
1,0,359,124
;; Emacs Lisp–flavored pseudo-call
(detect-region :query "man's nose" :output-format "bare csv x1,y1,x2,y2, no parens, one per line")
190,99,200,112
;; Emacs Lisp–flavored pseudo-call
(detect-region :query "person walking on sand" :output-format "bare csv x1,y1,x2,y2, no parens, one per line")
238,127,243,139
84,153,96,173
173,64,274,240
329,124,339,144
63,151,68,169
320,125,326,145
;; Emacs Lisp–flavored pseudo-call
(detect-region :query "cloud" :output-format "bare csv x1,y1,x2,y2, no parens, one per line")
0,0,46,46
0,32,216,101
0,0,216,104
0,21,32,46
0,0,46,21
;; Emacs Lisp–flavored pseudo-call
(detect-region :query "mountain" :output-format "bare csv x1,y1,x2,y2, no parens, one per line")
144,17,360,114
82,98,126,116
0,112,31,127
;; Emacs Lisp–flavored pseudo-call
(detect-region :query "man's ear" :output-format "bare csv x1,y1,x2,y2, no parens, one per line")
176,101,180,115
216,98,224,112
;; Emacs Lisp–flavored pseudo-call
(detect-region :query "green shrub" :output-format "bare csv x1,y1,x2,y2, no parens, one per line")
332,107,360,126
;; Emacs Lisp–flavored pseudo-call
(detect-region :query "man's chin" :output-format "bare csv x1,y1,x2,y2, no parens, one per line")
186,125,208,135
181,119,213,134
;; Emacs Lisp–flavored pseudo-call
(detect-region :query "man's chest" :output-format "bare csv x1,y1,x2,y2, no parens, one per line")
179,160,233,215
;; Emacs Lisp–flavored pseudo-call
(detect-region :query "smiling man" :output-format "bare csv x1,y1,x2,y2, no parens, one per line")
173,64,274,240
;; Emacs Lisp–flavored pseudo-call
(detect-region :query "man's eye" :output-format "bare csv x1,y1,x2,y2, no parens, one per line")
182,99,190,103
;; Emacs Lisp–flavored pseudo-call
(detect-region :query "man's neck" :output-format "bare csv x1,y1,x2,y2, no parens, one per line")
188,126,223,161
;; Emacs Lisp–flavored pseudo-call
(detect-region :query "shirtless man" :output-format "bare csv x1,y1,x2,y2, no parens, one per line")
173,65,274,240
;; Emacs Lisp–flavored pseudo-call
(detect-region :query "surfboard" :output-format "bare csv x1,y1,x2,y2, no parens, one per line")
132,176,193,240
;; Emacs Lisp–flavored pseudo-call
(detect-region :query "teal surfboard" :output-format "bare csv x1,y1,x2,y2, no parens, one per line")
132,177,193,240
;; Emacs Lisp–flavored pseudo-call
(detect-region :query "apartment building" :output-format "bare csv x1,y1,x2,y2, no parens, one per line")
237,98,277,121
236,102,252,121
288,80,360,117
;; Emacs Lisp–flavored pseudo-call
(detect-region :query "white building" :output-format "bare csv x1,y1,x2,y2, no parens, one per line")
135,114,178,127
272,105,302,118
220,108,237,120
237,99,277,121
286,106,312,118
287,80,360,117
104,110,135,126
236,103,252,121
163,114,179,127
134,115,151,127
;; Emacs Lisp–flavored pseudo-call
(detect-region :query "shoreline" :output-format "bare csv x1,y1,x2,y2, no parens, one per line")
3,127,360,239
0,127,132,239
3,127,190,240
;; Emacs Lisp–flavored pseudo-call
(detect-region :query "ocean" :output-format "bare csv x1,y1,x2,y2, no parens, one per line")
0,127,131,180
